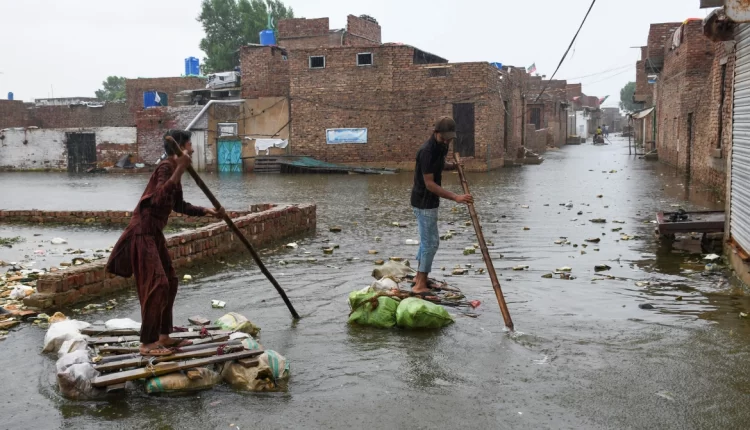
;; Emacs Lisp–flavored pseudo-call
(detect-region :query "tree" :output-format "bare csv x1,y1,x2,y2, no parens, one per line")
619,81,639,112
95,76,126,101
198,0,295,73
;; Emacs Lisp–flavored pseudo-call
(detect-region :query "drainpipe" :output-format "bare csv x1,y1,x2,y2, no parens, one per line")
186,99,245,130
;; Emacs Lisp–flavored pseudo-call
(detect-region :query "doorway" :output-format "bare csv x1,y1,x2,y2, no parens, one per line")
217,139,242,172
66,133,96,173
452,103,475,157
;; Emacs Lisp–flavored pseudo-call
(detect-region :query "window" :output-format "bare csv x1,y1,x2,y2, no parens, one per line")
428,68,448,77
357,53,373,66
309,56,325,69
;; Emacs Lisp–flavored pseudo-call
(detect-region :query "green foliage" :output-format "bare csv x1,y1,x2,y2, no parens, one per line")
95,76,126,101
619,81,639,112
198,0,295,73
0,236,24,247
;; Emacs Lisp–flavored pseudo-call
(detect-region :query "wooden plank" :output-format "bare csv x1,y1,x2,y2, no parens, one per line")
87,330,232,345
188,316,211,326
94,344,246,373
82,324,222,336
106,383,127,394
238,358,259,368
97,336,233,363
92,349,264,387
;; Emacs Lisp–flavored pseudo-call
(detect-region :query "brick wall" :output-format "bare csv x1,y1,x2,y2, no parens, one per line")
0,127,136,171
239,46,290,98
655,21,716,173
125,77,206,114
135,108,177,164
0,207,257,226
279,17,330,38
345,15,381,45
647,22,682,58
287,45,518,171
30,103,132,128
23,203,317,309
0,100,32,129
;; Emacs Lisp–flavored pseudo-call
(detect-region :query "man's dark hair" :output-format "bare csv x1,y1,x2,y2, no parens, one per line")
163,129,192,155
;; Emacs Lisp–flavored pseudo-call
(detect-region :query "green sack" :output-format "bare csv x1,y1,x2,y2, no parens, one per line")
348,289,400,329
396,297,455,329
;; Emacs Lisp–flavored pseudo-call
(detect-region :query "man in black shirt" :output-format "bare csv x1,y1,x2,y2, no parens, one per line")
411,117,473,295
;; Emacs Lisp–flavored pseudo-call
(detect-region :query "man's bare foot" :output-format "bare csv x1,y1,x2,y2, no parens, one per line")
139,342,173,356
411,272,431,294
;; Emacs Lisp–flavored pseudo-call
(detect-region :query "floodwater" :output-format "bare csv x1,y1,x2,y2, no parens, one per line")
2,136,750,430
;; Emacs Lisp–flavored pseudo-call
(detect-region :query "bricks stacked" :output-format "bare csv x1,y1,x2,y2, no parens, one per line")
240,46,291,99
24,204,317,310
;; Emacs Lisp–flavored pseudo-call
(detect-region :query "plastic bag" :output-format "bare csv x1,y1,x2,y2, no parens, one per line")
396,297,454,329
221,350,289,392
370,277,399,292
214,312,260,336
43,319,91,353
57,338,89,358
56,349,91,374
9,285,33,300
57,362,106,400
348,289,400,329
145,367,221,394
104,318,141,331
372,261,415,280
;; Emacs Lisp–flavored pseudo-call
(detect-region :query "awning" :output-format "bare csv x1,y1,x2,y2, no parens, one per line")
631,107,654,119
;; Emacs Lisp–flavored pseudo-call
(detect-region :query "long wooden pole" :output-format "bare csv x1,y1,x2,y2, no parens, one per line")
453,153,514,330
165,136,300,319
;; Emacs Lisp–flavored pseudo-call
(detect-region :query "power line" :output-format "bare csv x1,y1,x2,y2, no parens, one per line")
563,63,632,81
574,68,632,85
533,0,598,103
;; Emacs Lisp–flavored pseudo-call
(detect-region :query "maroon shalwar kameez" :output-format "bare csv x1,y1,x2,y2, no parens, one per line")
106,159,206,344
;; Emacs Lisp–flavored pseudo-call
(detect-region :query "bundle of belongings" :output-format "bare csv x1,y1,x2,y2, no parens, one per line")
347,261,478,329
43,313,289,400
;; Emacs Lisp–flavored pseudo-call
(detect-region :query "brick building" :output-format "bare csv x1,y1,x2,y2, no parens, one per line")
634,18,734,193
238,15,529,171
277,15,381,49
526,77,569,148
125,77,206,115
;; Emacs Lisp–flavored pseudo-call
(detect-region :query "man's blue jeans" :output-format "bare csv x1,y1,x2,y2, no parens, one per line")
413,207,439,274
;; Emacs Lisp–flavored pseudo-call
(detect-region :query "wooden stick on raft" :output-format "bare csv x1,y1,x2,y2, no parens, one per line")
165,136,300,319
453,153,514,330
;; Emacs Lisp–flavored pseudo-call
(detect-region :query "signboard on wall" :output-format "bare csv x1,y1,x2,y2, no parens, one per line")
326,128,367,144
218,122,238,137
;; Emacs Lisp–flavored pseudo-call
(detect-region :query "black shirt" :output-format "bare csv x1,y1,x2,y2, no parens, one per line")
411,136,449,209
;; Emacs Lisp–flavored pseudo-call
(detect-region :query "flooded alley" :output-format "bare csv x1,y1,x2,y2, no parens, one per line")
2,137,750,429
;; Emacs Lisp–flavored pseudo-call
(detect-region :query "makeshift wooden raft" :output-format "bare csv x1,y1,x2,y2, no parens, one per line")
84,326,257,388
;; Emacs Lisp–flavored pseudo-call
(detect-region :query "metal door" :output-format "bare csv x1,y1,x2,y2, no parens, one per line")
731,23,750,252
452,103,475,157
191,130,206,171
217,139,242,172
66,133,96,173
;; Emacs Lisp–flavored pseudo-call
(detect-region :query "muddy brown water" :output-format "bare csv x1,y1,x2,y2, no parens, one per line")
2,137,750,429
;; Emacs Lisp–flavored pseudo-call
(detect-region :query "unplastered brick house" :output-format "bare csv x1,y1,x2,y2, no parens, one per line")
240,14,528,171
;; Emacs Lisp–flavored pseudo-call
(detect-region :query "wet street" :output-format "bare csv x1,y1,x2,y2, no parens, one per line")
2,136,750,429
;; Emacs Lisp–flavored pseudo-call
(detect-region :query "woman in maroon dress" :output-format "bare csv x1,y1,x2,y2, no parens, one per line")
107,130,224,356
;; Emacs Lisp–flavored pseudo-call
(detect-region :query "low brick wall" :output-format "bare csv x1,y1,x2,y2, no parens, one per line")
23,204,316,309
0,205,276,227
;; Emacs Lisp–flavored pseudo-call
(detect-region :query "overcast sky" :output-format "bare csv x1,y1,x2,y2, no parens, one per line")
1,0,711,107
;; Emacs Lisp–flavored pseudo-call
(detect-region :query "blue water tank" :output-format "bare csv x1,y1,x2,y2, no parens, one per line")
7,92,13,101
260,29,276,46
184,57,200,76
491,62,503,70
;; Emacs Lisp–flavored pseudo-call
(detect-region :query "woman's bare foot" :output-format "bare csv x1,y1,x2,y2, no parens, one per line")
139,342,173,356
411,272,431,293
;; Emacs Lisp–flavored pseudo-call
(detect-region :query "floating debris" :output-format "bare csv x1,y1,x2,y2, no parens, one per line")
556,266,572,272
611,227,622,232
523,227,530,231
463,247,476,255
541,273,553,279
329,226,342,233
368,250,379,255
452,268,469,275
183,274,193,281
374,260,385,265
323,248,334,255
211,300,226,309
285,243,298,249
639,303,655,310
590,218,607,224
405,239,419,245
512,265,529,271
594,264,611,272
585,238,601,243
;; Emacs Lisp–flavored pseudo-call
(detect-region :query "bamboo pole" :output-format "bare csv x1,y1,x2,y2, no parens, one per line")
453,153,514,330
165,136,300,319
